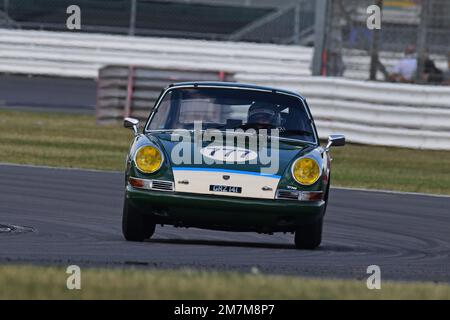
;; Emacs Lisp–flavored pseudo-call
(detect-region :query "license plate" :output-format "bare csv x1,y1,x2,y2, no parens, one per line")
209,185,242,194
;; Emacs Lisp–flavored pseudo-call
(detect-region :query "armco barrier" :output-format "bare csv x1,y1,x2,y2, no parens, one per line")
97,67,450,150
0,29,447,81
96,66,233,124
235,74,450,109
0,29,311,79
2,28,449,150
235,74,450,150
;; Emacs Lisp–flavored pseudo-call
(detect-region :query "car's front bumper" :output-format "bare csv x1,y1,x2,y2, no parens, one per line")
126,185,326,232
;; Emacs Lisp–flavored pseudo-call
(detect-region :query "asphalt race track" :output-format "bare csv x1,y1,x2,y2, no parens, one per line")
0,164,449,282
0,74,96,113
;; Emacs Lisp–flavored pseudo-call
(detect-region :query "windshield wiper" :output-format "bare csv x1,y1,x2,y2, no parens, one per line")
279,129,314,136
206,123,272,131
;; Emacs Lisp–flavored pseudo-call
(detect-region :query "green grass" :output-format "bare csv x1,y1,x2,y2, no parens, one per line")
1,265,449,299
0,109,449,195
331,144,450,195
0,110,131,171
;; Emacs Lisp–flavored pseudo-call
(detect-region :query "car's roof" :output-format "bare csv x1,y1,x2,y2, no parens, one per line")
167,81,305,100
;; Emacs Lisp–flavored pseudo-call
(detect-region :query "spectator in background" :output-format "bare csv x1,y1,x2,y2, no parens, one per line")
444,52,450,85
420,51,444,84
388,45,417,83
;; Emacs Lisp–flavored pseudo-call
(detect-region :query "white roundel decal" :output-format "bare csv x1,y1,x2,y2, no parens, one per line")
200,146,258,163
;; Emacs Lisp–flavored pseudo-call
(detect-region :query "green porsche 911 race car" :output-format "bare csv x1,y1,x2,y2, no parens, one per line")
122,82,345,249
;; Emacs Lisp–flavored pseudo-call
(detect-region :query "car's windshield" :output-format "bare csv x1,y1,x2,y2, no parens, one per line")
147,87,316,142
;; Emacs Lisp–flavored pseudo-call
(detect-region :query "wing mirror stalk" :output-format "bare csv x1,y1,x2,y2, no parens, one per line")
325,134,346,152
124,117,140,136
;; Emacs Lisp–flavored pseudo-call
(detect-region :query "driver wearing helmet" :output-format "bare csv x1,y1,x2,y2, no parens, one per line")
247,102,280,128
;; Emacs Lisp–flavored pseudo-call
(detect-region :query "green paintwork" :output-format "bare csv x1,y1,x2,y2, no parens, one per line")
124,83,332,231
126,186,325,232
156,132,311,174
124,131,329,231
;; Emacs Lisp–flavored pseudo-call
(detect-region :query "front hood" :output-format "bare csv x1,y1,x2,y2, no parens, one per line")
148,131,315,177
142,132,319,199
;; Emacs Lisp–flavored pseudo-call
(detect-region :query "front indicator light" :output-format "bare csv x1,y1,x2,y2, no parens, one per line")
128,177,174,191
276,190,324,201
135,146,163,173
128,177,150,189
292,157,321,185
299,191,323,201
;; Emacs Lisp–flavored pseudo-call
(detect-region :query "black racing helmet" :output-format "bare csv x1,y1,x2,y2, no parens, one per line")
247,102,280,126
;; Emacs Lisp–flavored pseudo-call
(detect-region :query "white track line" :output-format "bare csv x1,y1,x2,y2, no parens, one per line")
0,162,120,174
333,186,450,199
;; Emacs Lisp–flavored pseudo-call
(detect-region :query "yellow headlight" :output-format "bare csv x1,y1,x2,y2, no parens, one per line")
135,146,163,173
292,157,320,185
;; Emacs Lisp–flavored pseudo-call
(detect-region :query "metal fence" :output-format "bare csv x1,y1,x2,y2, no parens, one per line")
2,0,449,84
96,65,234,124
228,0,315,44
0,0,315,44
313,0,450,85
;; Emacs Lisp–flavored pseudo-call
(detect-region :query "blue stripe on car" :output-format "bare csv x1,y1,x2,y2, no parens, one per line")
172,167,280,179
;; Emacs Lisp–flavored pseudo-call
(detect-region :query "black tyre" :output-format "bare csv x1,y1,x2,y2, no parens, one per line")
294,217,323,250
122,198,155,241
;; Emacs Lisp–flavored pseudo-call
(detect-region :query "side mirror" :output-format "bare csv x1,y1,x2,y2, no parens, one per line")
325,134,345,151
124,117,139,136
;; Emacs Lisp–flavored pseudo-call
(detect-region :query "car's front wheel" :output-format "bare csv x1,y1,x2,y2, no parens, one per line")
294,217,323,249
122,197,155,241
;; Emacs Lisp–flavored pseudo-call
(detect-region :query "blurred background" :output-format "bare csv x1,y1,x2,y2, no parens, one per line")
1,0,449,82
1,2,450,299
0,0,449,150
